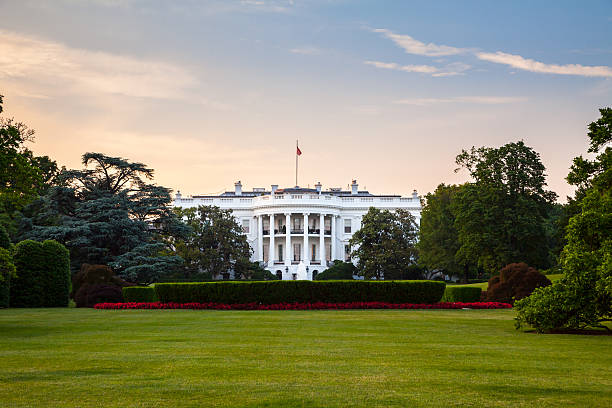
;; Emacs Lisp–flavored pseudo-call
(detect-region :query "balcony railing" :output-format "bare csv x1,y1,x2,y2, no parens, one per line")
290,229,303,234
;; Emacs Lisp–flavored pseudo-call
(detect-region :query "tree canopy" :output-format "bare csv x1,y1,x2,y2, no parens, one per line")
19,153,186,283
452,141,557,275
173,205,252,280
349,207,418,280
516,108,611,331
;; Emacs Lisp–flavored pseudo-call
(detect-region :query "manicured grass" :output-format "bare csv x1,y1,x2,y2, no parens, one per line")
0,308,610,407
449,274,565,290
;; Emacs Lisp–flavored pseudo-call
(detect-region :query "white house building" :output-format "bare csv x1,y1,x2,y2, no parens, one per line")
173,180,421,280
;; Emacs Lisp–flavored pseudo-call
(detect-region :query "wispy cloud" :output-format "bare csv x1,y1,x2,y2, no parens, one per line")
0,30,199,99
394,96,527,106
289,46,321,55
365,60,470,77
372,28,466,57
476,51,612,78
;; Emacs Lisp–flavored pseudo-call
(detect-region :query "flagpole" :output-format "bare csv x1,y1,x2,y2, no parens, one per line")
295,139,298,187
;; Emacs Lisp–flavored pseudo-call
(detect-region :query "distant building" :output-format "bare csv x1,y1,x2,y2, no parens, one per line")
174,180,421,280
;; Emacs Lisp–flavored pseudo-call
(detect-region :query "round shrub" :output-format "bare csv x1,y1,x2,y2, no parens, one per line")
10,240,70,307
314,261,356,280
486,262,551,305
75,283,123,308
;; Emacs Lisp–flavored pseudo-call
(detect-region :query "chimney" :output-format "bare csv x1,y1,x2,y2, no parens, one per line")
271,184,278,193
315,182,322,193
351,180,358,195
234,181,242,196
412,189,418,200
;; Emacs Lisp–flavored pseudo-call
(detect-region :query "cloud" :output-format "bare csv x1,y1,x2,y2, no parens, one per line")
372,28,466,57
364,60,470,77
289,46,321,55
477,51,612,78
394,96,527,106
0,30,200,99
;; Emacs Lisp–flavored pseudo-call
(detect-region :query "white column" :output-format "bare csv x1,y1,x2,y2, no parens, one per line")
303,213,309,264
268,213,275,265
331,215,337,261
285,213,291,265
257,215,263,261
319,213,325,266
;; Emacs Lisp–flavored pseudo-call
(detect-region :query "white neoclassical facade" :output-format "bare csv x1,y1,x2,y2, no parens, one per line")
174,180,421,280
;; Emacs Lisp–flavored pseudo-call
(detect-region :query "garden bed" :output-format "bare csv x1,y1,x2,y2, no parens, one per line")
94,301,512,310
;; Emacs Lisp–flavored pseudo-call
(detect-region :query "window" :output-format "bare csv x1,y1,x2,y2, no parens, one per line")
324,218,331,230
263,245,269,262
293,218,301,230
278,244,283,262
293,243,301,261
242,219,250,233
344,219,352,234
263,219,269,230
326,244,331,261
344,244,351,261
311,244,317,260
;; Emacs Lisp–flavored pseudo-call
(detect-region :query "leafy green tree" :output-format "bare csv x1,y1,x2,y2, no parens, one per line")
417,184,471,281
173,205,252,280
19,153,186,283
349,207,418,280
453,141,557,275
516,107,611,332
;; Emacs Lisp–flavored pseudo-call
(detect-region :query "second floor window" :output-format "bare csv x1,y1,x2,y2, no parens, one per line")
344,219,352,234
242,219,250,233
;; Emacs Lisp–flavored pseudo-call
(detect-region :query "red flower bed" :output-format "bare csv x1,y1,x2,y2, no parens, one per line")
94,301,512,310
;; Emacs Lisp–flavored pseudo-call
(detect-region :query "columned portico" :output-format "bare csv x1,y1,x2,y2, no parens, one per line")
319,213,325,266
331,214,337,261
284,213,291,266
303,213,309,264
268,213,275,266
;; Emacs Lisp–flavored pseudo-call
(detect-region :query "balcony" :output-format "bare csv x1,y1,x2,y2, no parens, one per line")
290,229,304,234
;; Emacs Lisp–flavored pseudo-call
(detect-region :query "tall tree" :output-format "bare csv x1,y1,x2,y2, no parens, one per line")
349,207,418,280
417,184,466,280
453,141,557,275
173,205,252,280
516,107,611,331
20,153,186,283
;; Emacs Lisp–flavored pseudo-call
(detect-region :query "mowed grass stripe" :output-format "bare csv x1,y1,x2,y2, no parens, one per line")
0,309,610,408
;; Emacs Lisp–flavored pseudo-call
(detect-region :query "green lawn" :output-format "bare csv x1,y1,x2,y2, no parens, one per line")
0,308,610,408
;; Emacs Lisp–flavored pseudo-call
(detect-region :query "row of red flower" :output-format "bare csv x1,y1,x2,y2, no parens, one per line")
94,301,512,310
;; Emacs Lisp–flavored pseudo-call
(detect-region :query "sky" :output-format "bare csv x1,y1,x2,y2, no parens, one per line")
1,0,611,201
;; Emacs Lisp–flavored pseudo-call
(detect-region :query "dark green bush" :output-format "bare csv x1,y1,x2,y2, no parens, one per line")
75,283,124,307
314,261,356,280
10,240,70,307
71,264,130,299
123,286,158,302
155,280,446,305
0,224,10,250
441,286,482,302
0,248,16,308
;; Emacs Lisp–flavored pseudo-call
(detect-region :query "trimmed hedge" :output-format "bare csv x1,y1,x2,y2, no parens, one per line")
123,286,158,303
10,240,70,307
0,248,15,308
441,286,482,303
155,280,446,305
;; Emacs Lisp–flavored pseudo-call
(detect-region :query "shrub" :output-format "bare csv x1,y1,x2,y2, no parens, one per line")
10,240,70,307
155,280,446,305
75,283,124,308
71,264,129,299
0,224,10,250
0,248,16,308
314,261,356,280
123,286,158,302
486,263,551,305
441,286,482,302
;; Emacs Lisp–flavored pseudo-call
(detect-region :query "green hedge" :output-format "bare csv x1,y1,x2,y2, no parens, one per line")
155,280,446,305
123,286,158,303
0,248,15,308
10,240,70,307
441,286,482,303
